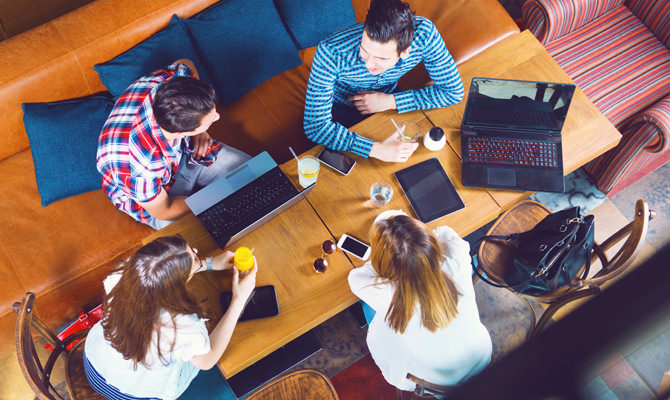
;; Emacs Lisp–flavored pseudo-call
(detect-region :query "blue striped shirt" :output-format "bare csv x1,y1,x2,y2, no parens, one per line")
303,17,464,158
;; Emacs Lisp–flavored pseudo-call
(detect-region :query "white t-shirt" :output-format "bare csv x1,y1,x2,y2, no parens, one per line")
348,213,492,391
84,273,210,399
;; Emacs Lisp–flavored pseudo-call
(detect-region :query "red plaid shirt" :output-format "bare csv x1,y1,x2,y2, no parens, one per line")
96,63,221,226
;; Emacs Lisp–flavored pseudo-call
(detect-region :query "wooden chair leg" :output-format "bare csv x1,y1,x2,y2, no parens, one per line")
659,369,670,399
532,287,601,337
521,297,537,340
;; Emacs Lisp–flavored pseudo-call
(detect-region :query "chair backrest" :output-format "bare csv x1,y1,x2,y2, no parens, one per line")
14,292,66,400
579,199,653,287
476,199,653,300
406,373,455,399
246,369,339,400
626,0,670,48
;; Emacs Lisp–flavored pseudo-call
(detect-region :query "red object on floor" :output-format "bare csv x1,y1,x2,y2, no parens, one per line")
331,354,399,400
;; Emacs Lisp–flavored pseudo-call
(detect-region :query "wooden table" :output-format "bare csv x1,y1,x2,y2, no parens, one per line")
143,30,621,378
142,198,357,377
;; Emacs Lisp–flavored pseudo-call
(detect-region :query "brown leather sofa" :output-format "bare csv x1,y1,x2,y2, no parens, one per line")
0,0,518,358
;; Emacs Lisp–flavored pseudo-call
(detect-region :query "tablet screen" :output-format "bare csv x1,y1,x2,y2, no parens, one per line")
394,158,465,223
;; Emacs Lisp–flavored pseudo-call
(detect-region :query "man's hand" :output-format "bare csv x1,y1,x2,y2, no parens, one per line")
190,131,214,160
369,131,419,162
348,91,397,115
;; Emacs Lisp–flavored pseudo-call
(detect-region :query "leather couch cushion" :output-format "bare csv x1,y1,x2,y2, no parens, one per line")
184,0,302,105
274,0,356,49
207,63,314,164
93,15,216,98
22,92,115,206
0,150,152,316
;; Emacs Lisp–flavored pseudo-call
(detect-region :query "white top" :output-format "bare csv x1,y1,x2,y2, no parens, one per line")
348,211,492,391
84,273,210,399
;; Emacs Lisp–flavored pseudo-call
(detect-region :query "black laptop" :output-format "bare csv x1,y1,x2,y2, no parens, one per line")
185,151,315,249
460,77,576,192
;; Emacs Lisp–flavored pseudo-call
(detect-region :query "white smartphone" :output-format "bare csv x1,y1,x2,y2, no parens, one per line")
317,147,356,175
338,234,371,261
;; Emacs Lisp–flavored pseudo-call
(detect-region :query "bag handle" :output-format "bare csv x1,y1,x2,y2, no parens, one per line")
471,234,517,289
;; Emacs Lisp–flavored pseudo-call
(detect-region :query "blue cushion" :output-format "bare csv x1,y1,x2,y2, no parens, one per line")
94,15,215,98
184,0,301,105
22,93,115,206
274,0,356,49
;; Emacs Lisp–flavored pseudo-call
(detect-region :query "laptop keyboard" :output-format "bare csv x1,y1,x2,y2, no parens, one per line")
466,137,559,167
198,168,299,240
470,107,554,126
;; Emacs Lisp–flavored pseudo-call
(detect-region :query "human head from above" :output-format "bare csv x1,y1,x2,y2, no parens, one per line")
102,235,206,366
370,213,461,334
153,77,220,138
361,0,416,75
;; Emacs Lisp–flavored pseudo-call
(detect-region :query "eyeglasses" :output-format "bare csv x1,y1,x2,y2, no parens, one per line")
314,240,337,273
189,245,205,273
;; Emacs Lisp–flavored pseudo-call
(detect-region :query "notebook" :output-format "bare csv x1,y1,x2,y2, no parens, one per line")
185,151,315,249
460,77,576,192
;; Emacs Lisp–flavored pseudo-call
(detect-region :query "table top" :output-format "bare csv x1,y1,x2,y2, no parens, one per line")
142,30,621,378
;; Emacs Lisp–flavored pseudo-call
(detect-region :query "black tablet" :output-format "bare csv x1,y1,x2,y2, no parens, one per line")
220,285,279,321
394,158,465,223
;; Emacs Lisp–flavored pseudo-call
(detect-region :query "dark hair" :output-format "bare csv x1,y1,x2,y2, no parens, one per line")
102,236,206,367
370,215,461,334
153,77,216,133
364,0,416,54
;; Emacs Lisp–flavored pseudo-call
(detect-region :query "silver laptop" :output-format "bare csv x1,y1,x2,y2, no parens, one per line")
186,151,315,249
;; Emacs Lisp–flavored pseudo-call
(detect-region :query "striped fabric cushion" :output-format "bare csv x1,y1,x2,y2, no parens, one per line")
627,0,670,48
523,0,624,44
544,5,670,127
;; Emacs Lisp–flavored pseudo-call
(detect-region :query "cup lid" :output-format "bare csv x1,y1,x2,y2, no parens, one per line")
428,127,444,141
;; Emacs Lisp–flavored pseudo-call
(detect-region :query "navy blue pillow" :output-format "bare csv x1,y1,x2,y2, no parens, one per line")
184,0,301,105
94,15,215,98
22,93,115,206
274,0,356,49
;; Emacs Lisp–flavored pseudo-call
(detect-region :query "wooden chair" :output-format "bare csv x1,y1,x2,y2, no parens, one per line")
14,292,106,400
397,373,454,399
476,199,654,338
245,369,339,400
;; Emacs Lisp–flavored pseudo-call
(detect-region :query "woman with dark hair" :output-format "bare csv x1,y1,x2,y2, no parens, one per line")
83,235,257,399
348,210,491,391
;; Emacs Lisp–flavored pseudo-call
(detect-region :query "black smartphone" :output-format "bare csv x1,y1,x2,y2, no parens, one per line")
317,147,356,175
220,285,279,321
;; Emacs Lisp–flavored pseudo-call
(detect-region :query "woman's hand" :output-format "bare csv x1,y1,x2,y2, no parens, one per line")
190,131,214,160
231,257,258,303
210,251,234,271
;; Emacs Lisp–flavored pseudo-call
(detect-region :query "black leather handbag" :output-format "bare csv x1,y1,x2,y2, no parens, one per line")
475,206,595,296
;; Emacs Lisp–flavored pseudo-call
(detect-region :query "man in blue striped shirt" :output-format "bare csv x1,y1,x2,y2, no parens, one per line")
304,0,464,162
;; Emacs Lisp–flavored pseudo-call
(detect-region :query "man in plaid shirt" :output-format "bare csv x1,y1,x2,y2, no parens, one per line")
303,0,464,162
97,59,249,229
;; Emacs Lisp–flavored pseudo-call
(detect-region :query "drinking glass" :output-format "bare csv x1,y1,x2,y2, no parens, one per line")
298,155,320,188
370,181,393,207
396,121,420,143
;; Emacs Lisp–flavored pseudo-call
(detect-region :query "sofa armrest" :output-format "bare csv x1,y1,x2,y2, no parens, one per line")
622,96,670,154
522,0,625,44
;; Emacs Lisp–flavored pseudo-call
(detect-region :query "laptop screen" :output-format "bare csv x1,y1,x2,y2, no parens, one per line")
463,77,576,132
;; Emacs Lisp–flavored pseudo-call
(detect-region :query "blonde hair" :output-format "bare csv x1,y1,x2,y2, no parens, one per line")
370,215,461,333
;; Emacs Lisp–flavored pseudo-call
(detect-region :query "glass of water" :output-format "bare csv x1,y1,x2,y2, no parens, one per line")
370,181,393,207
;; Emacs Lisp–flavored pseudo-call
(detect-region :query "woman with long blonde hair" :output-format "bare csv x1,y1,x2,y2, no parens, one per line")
348,210,492,391
84,235,256,399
